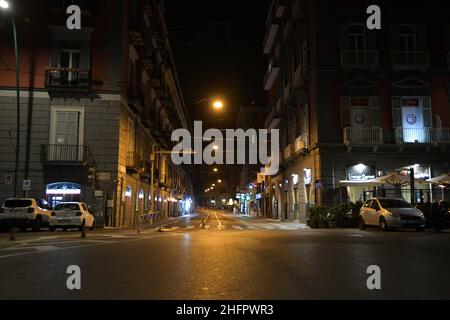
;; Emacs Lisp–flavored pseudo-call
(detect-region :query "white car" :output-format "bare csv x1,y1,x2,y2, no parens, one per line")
49,202,95,231
0,198,52,232
359,197,426,231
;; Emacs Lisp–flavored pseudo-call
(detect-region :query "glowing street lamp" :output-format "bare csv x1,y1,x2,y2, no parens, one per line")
0,0,10,9
218,179,222,183
212,100,224,110
213,168,218,172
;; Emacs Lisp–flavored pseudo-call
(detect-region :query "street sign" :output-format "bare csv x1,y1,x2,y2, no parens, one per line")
5,175,12,185
23,180,31,191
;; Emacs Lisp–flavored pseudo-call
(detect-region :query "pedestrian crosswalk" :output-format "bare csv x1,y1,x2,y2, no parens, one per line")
161,223,309,232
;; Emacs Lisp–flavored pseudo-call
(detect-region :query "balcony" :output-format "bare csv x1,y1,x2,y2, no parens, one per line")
264,58,281,91
126,152,143,173
295,134,309,152
340,50,378,69
129,16,145,46
283,144,294,161
40,144,93,165
395,128,450,144
343,127,383,145
264,109,280,130
45,68,90,92
127,88,145,114
263,19,279,54
392,51,430,71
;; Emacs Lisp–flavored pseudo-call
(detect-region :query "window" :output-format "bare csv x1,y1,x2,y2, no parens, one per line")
54,203,81,211
397,25,416,51
347,24,366,50
3,199,32,208
371,200,380,211
60,49,81,81
364,200,372,208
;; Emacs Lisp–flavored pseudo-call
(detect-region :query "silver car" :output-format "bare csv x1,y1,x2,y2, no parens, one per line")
359,197,425,231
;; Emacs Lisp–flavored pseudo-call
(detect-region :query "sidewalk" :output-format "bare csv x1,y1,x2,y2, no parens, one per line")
103,214,197,231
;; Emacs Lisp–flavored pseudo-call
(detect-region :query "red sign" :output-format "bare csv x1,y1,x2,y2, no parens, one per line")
350,97,369,107
401,98,419,107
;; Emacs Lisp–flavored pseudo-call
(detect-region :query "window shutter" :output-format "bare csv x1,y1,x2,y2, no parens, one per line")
392,97,402,128
422,96,432,127
370,96,381,127
340,96,350,128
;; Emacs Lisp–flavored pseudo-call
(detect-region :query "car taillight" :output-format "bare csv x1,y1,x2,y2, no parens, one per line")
28,208,34,213
51,212,56,216
76,211,82,216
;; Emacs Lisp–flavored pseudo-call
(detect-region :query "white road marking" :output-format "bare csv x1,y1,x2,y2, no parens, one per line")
232,225,243,230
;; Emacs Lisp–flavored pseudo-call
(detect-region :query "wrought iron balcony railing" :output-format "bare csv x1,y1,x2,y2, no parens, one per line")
392,51,430,71
45,68,90,90
395,128,450,144
41,144,93,164
341,50,379,69
343,127,384,145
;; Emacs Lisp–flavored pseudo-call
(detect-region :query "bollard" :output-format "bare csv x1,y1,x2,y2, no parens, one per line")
9,227,15,241
80,224,86,239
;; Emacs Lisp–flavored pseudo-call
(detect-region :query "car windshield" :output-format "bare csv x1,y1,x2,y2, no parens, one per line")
54,203,80,211
3,200,32,208
379,199,412,208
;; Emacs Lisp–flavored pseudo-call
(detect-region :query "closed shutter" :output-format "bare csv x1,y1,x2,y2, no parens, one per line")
392,97,402,127
422,96,432,127
340,96,350,128
370,96,381,127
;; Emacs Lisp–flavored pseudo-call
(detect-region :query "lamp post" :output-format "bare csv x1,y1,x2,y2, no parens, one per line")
1,1,20,197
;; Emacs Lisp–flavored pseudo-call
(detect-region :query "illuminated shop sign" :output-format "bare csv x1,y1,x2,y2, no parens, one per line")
347,164,376,181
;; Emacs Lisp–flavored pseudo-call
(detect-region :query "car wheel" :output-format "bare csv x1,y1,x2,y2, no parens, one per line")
31,217,41,232
379,218,389,231
358,216,366,230
49,226,56,232
90,221,95,231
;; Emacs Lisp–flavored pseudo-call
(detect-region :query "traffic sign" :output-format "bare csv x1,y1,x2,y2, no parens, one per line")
23,180,31,191
5,175,12,185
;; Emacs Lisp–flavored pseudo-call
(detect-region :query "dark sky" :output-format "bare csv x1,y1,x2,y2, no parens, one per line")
164,0,269,129
164,1,270,194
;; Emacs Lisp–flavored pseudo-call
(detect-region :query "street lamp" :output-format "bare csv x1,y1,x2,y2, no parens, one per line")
0,0,9,9
213,168,218,172
1,1,20,197
212,100,224,110
218,179,222,183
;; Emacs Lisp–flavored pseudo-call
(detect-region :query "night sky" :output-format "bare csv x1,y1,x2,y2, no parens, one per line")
164,0,269,129
164,0,270,193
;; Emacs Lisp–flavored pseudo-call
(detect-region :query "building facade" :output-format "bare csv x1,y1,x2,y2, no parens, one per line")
262,0,450,222
0,0,193,227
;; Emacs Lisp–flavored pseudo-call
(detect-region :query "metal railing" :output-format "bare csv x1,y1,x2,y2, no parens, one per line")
45,68,90,89
395,127,450,144
41,144,91,163
295,134,309,152
340,50,378,68
343,127,383,145
391,51,430,70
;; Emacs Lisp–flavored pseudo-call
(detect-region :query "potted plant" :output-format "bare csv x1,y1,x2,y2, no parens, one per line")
327,207,339,228
306,205,319,228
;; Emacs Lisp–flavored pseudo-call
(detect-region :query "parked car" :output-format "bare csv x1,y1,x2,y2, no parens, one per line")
359,197,425,231
49,202,95,231
0,198,52,232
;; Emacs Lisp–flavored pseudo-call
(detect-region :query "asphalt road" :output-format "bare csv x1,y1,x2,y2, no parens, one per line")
1,208,450,300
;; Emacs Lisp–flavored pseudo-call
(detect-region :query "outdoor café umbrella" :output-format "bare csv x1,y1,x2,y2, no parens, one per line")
427,173,450,186
371,172,428,186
